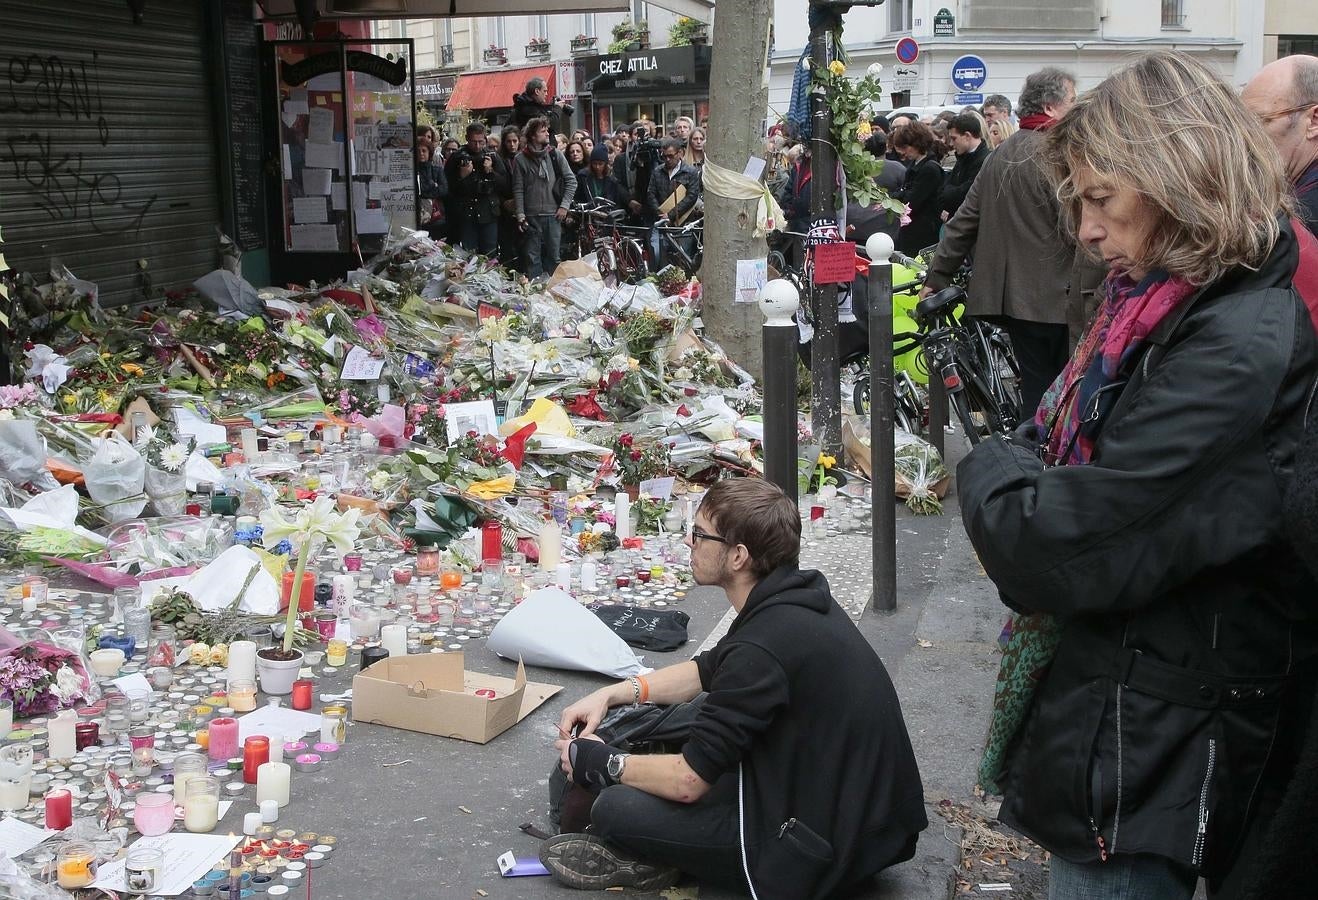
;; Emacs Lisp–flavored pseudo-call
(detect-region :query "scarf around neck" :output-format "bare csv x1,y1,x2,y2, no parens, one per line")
523,143,554,181
1018,113,1055,131
1036,269,1198,466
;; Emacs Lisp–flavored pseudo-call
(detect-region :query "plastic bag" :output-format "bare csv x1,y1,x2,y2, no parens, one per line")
894,427,949,514
143,466,187,516
82,432,146,523
0,422,59,493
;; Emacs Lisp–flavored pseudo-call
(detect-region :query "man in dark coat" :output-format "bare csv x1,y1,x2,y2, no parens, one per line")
1243,54,1318,236
939,112,989,221
540,479,927,896
646,138,702,268
512,75,571,134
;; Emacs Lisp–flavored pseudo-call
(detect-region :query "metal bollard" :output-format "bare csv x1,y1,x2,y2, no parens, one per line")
865,234,897,613
927,369,948,458
759,279,801,505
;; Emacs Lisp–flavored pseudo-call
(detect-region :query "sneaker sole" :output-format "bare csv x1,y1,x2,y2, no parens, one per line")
539,833,681,891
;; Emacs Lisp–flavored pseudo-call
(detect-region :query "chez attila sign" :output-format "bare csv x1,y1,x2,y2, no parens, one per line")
578,46,709,95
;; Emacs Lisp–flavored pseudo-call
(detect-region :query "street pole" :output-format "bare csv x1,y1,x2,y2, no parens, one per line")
759,280,801,505
807,12,841,460
927,370,947,458
865,233,896,613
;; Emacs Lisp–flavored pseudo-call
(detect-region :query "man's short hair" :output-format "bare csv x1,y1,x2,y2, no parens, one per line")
1018,67,1075,117
466,122,488,137
699,480,800,579
948,113,983,138
526,76,547,95
660,137,683,154
522,117,549,143
889,113,916,129
983,93,1012,115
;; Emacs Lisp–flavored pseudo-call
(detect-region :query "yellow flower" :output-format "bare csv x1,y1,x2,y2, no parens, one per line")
120,363,144,376
628,357,640,370
828,60,846,77
819,454,837,469
857,120,872,139
61,394,78,409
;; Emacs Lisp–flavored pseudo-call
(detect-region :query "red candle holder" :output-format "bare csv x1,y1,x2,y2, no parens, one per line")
280,570,317,612
291,680,313,711
242,736,270,784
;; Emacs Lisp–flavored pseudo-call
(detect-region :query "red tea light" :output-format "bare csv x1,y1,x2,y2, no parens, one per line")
241,845,262,858
636,570,652,583
260,850,280,860
272,841,291,850
286,850,305,861
474,689,497,699
615,576,630,588
291,843,311,854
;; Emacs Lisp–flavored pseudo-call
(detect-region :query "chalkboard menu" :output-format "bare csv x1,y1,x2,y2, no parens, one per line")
220,0,267,250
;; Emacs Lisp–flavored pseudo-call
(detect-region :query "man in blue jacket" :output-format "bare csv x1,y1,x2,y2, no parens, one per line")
541,479,927,897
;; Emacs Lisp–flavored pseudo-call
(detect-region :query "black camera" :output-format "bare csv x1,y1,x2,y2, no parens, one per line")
553,96,575,116
631,136,663,169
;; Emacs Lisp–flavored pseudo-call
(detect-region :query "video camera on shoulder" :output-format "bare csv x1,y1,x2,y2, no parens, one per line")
630,124,663,169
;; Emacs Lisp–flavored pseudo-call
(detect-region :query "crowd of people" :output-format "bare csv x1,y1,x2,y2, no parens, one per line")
529,50,1318,900
412,76,708,278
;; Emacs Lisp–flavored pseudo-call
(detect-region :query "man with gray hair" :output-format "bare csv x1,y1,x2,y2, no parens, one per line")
513,75,572,133
981,94,1013,126
921,66,1105,415
1242,54,1318,234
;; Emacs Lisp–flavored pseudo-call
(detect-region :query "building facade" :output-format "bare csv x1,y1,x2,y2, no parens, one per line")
769,0,1269,123
1264,0,1318,61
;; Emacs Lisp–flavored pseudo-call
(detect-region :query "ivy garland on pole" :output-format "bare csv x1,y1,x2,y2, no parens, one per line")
811,45,906,216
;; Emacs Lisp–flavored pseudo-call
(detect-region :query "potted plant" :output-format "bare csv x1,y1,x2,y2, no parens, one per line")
570,34,597,54
668,17,709,47
525,37,550,60
608,20,649,53
483,44,507,65
256,496,361,694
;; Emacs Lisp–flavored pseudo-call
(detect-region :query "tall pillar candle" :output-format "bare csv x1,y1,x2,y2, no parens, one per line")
380,624,407,658
614,493,631,541
207,717,239,762
48,710,77,761
555,563,572,591
226,641,258,685
331,574,355,619
255,761,291,808
580,561,598,592
538,520,562,571
240,428,259,458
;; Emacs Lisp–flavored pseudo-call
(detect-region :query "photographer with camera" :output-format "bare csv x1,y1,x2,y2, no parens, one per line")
512,76,574,134
451,144,507,256
613,120,662,225
445,123,501,245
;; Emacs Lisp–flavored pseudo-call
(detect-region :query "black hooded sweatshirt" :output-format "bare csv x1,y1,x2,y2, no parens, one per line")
681,566,927,899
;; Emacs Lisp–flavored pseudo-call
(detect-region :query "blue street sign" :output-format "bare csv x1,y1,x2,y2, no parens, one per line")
895,37,920,65
954,92,984,105
950,54,987,92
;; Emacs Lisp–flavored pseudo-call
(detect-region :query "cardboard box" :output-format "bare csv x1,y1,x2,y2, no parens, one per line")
351,652,561,744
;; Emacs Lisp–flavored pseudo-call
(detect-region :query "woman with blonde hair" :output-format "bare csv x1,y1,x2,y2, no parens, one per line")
985,116,1017,149
959,49,1318,899
683,127,706,169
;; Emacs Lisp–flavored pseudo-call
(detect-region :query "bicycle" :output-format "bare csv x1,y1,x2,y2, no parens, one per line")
653,218,704,277
566,199,648,286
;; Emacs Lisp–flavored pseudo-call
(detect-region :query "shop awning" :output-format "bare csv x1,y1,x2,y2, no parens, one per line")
447,65,555,111
259,0,629,18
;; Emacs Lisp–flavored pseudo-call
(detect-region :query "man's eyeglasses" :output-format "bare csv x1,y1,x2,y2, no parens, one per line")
689,527,728,545
1258,101,1317,123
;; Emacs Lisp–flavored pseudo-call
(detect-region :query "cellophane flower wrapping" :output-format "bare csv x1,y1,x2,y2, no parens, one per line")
0,626,99,718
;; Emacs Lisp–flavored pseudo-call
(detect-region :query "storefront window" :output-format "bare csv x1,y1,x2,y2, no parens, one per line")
664,101,696,131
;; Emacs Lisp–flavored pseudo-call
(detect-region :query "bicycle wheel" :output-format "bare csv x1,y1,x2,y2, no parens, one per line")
949,388,984,446
853,375,870,417
951,371,1007,444
597,246,618,283
619,239,647,281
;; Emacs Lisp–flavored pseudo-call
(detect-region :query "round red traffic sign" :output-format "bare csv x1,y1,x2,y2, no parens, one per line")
895,37,920,64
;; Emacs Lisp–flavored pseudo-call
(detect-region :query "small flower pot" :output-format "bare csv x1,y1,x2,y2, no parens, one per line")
255,649,304,696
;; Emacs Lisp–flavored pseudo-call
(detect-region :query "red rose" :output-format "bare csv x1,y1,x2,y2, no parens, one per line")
630,450,643,462
677,404,691,417
619,433,634,447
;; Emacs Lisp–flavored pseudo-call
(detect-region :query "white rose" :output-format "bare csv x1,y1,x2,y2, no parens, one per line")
867,63,883,77
585,367,602,384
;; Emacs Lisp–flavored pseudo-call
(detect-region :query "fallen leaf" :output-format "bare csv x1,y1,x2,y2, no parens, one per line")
458,805,472,814
917,638,934,648
659,887,700,900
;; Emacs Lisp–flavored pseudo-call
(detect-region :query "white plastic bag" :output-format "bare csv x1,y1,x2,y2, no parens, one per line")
83,432,147,523
0,421,59,492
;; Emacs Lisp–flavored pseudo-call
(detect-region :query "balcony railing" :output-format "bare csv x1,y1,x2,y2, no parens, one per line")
570,36,598,56
525,41,550,61
482,47,508,65
440,44,455,66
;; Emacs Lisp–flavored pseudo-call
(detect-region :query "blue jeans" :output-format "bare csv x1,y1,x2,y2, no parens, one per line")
1049,855,1197,900
461,220,498,255
521,215,562,278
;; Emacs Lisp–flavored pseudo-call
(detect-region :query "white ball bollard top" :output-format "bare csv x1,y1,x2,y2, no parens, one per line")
759,278,801,327
865,231,895,265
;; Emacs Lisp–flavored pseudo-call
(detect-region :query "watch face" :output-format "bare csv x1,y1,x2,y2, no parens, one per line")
607,754,625,778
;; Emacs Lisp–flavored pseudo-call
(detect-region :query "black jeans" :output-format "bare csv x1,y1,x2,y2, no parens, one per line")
589,772,746,891
983,316,1071,418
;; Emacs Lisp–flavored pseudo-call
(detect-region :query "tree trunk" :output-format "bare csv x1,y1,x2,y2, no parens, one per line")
701,0,773,381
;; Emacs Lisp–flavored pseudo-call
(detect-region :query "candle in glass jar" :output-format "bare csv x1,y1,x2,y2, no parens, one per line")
56,842,96,889
227,679,257,713
207,717,239,762
243,736,270,784
255,762,291,808
580,561,598,592
538,519,562,571
415,544,439,576
184,776,220,832
481,521,503,562
326,640,348,668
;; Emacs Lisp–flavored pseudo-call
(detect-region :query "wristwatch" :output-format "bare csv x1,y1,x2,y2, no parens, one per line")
606,752,629,782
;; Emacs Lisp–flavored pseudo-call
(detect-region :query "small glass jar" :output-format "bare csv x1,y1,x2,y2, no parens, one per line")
325,640,348,668
319,706,347,745
172,751,208,805
415,544,439,576
147,625,178,668
56,840,97,888
125,844,164,894
227,679,257,713
183,776,220,833
132,790,175,836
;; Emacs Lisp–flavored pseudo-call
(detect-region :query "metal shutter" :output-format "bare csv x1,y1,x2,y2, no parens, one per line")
0,0,220,306
962,0,1101,32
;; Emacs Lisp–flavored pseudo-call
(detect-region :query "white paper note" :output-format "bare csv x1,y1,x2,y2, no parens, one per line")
236,704,323,741
172,407,227,446
281,144,292,181
0,819,55,859
354,206,390,234
354,147,384,176
292,197,328,224
385,148,412,179
340,345,386,381
283,98,309,118
443,399,500,441
308,106,334,144
302,168,332,196
638,476,676,500
735,258,768,303
289,224,340,252
93,833,241,896
305,141,343,171
330,182,347,210
351,182,368,208
112,672,153,697
742,155,767,181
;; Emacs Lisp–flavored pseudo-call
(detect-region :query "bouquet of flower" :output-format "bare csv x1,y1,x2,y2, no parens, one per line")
141,427,196,516
0,629,96,717
609,432,671,486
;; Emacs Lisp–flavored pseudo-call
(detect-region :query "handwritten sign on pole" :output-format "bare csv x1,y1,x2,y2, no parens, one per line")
811,242,858,285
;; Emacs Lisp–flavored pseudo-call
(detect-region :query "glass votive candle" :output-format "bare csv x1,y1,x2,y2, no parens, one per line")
343,552,363,572
56,840,96,888
183,776,220,833
227,680,257,713
132,791,175,836
391,566,413,585
325,640,348,668
124,844,164,895
440,566,463,591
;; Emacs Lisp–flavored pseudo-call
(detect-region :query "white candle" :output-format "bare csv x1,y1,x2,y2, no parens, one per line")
47,710,77,760
0,776,29,811
555,563,572,591
226,641,258,685
243,812,263,836
380,624,407,658
580,561,598,592
89,649,125,677
183,794,218,832
538,520,562,571
256,762,290,808
21,596,37,614
331,575,355,618
240,428,259,458
614,494,631,541
260,799,280,823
